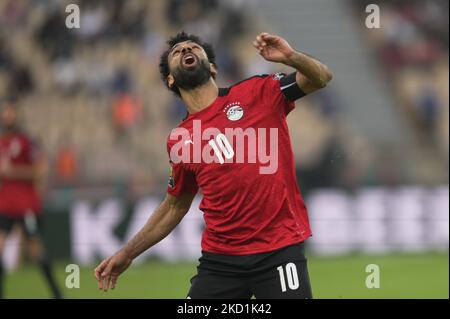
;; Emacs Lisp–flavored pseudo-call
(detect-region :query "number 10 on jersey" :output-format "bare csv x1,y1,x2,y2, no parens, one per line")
208,133,234,164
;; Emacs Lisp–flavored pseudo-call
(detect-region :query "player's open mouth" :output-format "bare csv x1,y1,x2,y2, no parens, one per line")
182,53,197,68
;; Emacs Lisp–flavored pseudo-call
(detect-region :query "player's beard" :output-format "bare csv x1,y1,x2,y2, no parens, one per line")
172,58,212,92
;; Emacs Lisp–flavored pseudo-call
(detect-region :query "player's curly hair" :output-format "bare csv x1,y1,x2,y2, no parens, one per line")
159,31,216,97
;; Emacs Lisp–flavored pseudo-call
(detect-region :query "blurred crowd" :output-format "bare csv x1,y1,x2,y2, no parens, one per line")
0,0,258,196
0,0,448,200
352,0,449,180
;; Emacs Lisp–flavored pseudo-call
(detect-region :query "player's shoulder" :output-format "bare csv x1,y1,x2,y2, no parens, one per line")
240,73,286,85
231,73,273,88
17,130,39,146
234,74,271,86
225,73,287,93
2,130,33,144
166,123,190,149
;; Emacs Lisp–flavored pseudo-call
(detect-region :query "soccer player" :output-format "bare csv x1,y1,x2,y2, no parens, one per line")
95,32,332,298
0,100,63,299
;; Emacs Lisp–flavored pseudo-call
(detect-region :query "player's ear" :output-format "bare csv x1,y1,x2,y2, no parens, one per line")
167,74,175,88
210,63,217,77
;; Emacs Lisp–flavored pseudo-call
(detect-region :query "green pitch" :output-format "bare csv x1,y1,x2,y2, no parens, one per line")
4,252,448,299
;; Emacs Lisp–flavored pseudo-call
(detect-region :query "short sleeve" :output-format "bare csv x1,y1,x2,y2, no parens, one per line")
166,161,199,197
260,72,306,115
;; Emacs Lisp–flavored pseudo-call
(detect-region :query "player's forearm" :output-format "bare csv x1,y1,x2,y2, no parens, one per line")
284,51,332,88
121,197,187,259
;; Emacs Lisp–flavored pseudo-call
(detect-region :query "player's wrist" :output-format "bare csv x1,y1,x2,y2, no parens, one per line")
120,247,136,261
283,50,299,67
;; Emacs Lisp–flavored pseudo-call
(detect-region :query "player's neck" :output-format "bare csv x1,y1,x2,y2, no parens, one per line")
180,79,219,115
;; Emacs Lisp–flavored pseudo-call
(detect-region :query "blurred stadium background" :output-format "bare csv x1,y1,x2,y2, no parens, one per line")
0,0,448,298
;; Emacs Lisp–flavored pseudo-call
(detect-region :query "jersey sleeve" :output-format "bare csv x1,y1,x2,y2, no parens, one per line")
259,72,306,115
166,161,199,197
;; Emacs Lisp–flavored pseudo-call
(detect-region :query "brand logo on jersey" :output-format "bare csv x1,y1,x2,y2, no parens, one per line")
272,72,285,81
223,102,244,121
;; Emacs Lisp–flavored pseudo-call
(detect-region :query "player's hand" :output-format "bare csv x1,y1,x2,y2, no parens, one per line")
94,250,133,292
253,32,295,64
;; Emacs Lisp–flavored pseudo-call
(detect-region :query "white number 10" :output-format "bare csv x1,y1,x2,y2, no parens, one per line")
277,263,299,292
209,133,234,164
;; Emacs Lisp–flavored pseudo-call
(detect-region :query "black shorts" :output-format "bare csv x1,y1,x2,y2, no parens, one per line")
187,242,313,299
0,212,42,238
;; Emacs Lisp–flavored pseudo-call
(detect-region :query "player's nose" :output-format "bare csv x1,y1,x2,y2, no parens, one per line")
181,46,193,54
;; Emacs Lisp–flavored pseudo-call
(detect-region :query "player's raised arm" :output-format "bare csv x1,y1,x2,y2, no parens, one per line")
253,32,333,94
94,192,195,292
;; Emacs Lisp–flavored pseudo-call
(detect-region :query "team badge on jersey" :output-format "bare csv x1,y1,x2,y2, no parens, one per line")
223,102,244,121
168,166,175,188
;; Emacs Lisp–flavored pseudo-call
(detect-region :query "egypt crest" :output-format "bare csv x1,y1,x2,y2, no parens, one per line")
223,102,244,121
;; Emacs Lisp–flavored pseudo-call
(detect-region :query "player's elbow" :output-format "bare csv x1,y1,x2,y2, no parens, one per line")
316,67,333,89
324,67,333,84
166,192,195,219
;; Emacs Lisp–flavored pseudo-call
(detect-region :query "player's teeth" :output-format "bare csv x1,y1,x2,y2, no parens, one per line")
185,56,195,64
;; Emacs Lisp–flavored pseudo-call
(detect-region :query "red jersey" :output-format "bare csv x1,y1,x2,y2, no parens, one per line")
0,131,42,216
167,73,312,255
